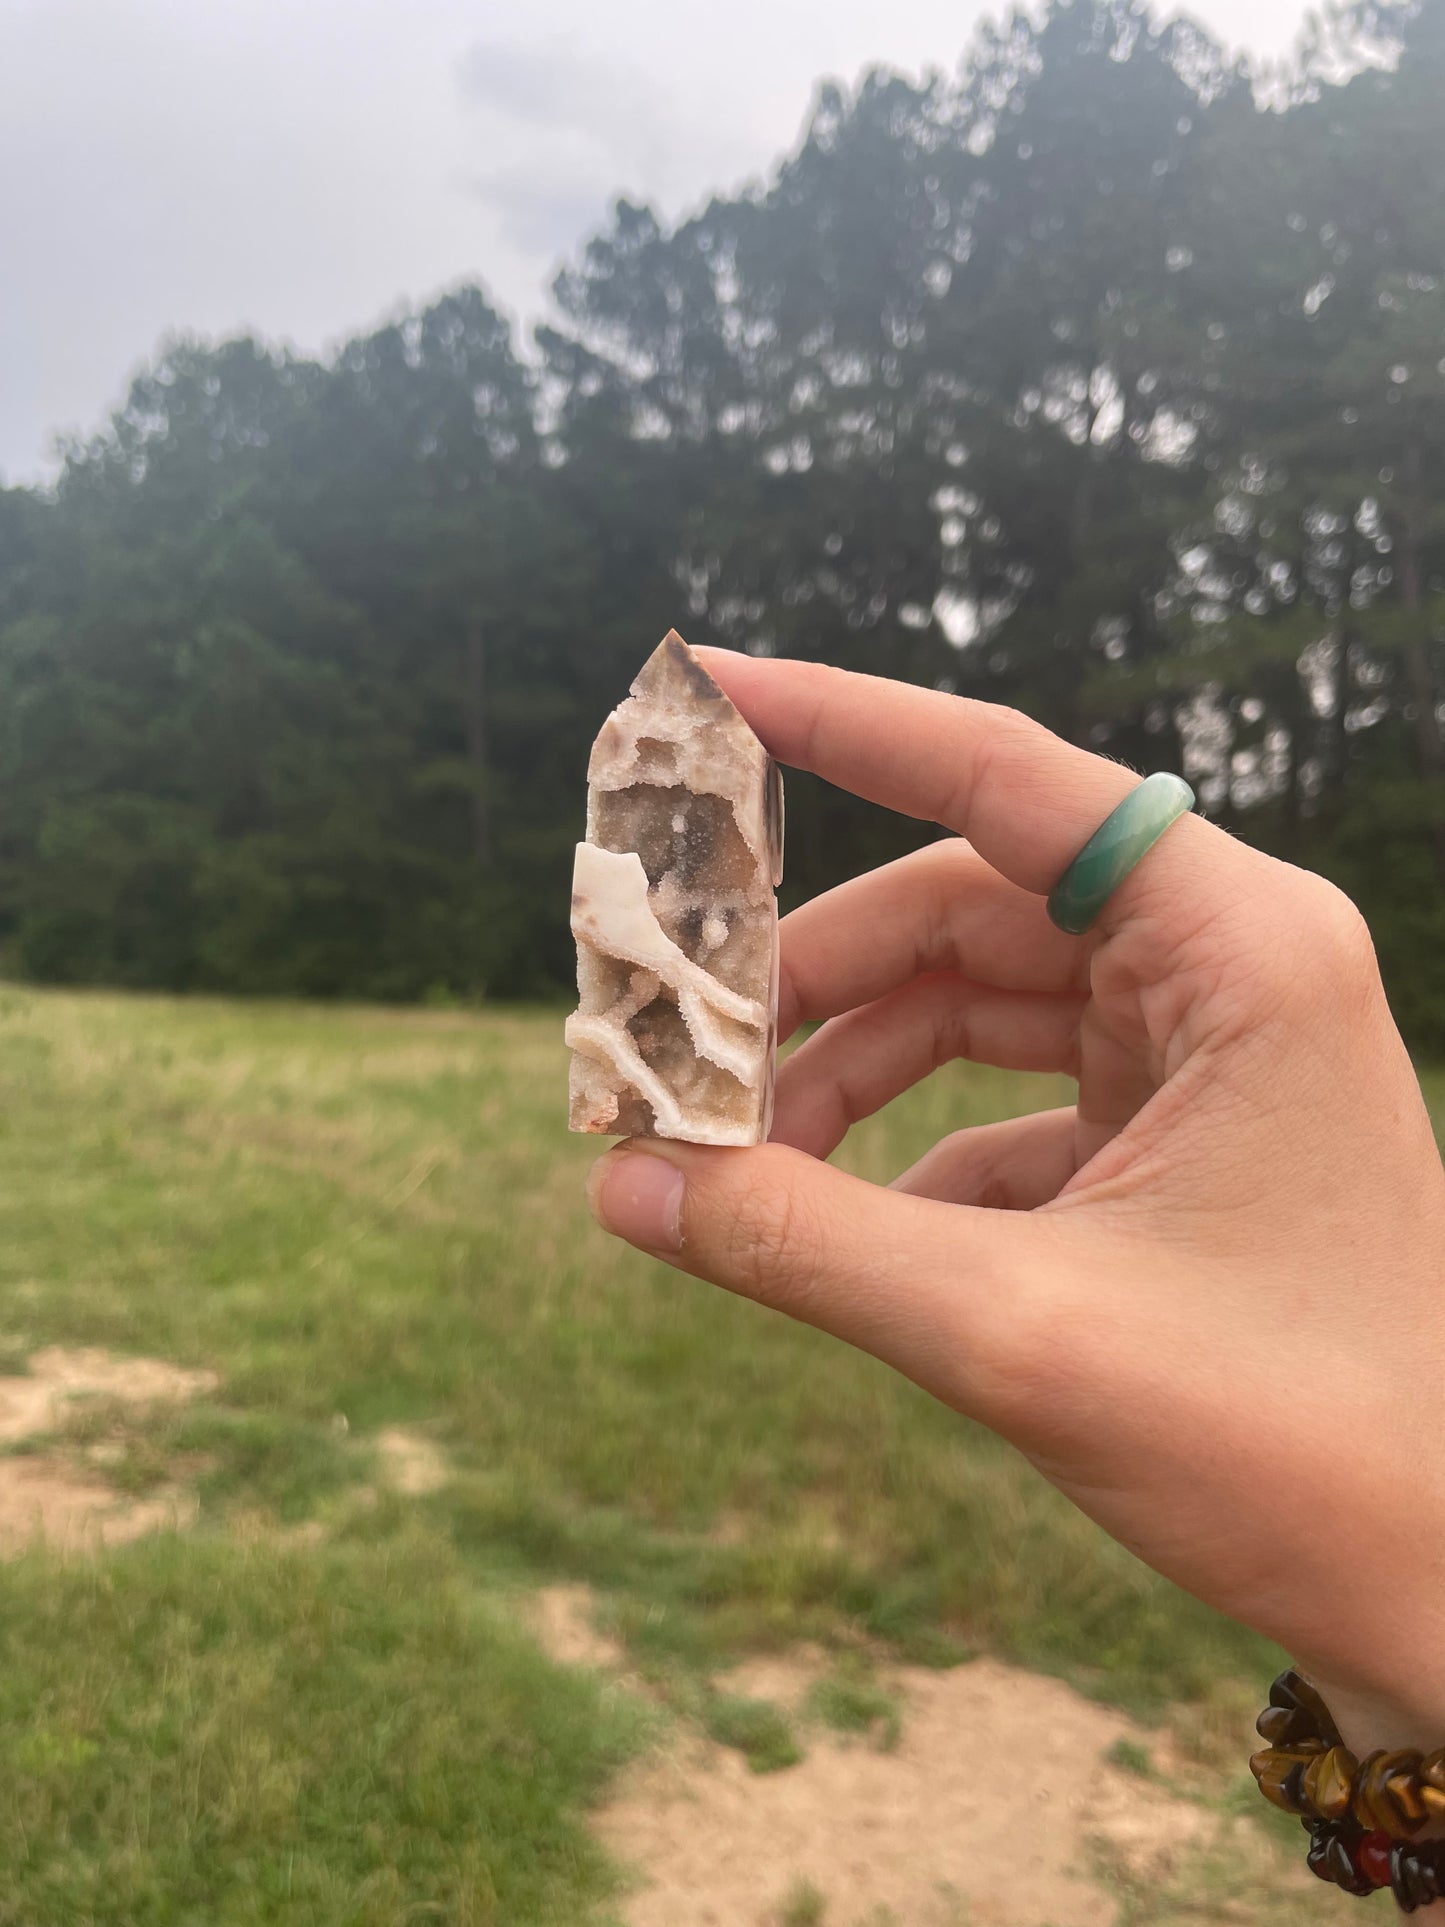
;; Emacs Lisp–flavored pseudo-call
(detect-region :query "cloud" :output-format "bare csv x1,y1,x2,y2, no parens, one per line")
454,36,722,261
466,163,613,260
459,40,616,126
458,38,666,155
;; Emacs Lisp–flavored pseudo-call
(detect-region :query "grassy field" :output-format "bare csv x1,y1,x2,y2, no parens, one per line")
0,987,1437,1923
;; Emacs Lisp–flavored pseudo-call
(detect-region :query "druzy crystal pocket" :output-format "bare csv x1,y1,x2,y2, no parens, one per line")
565,632,782,1145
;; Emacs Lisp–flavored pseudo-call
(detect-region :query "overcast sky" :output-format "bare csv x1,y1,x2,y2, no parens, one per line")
1,0,1312,485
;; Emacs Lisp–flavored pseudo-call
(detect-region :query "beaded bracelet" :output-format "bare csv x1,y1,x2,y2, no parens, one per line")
1251,1669,1445,1911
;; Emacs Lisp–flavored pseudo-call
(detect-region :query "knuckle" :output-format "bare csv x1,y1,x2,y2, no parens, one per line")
919,836,983,904
916,841,978,967
1304,876,1376,967
937,994,1013,1076
943,708,1013,823
1173,865,1382,1024
973,700,1035,741
1273,872,1379,993
917,834,977,876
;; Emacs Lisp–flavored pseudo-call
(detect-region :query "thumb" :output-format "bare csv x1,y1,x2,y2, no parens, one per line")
587,1138,1059,1419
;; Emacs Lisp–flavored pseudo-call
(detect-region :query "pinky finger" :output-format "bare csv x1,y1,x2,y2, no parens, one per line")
892,1107,1080,1211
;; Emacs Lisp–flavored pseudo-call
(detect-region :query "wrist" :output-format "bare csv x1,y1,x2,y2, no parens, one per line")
1311,1674,1445,1910
1253,1669,1445,1914
1308,1676,1445,1760
1272,1430,1445,1756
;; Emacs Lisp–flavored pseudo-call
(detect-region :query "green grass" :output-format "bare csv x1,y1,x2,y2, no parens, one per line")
701,1693,804,1773
806,1660,902,1749
775,1879,829,1926
0,986,1434,1919
0,1529,643,1926
1103,1737,1156,1780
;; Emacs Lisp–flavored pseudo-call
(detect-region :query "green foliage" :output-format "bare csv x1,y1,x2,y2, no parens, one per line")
702,1694,805,1773
1307,765,1445,1056
1104,1737,1157,1779
0,1,1442,1037
807,1663,903,1749
0,1531,643,1925
776,1879,830,1927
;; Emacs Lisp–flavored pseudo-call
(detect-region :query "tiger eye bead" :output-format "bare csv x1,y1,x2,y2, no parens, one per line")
1251,1746,1321,1814
1256,1703,1324,1747
1365,1751,1428,1836
1354,1752,1396,1834
1252,1675,1445,1894
1250,1748,1297,1813
1384,1761,1428,1830
1268,1670,1340,1745
1303,1745,1358,1822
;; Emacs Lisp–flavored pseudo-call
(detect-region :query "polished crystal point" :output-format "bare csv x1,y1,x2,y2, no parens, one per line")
566,631,782,1145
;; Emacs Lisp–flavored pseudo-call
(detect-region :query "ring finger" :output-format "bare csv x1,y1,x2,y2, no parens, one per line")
891,1107,1080,1209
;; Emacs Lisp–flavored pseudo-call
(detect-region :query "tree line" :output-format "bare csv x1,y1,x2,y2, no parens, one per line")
1,0,1442,1045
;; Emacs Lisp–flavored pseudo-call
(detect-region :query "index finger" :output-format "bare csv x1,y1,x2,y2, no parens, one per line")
694,648,1228,904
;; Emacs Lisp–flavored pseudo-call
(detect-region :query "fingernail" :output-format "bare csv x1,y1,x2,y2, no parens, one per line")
588,1147,685,1252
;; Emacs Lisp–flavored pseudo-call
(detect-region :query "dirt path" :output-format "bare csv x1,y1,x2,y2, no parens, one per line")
534,1587,1304,1927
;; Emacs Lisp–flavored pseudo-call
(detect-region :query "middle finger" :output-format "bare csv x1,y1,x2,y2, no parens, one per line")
778,839,1089,1040
772,971,1086,1159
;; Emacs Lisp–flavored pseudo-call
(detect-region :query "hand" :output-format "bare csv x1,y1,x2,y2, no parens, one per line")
586,653,1445,1748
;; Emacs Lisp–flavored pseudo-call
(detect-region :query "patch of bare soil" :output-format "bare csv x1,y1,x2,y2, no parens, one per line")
0,1347,217,1442
596,1645,1218,1927
0,1347,216,1555
531,1583,628,1671
375,1426,449,1496
0,1462,197,1555
524,1587,1240,1925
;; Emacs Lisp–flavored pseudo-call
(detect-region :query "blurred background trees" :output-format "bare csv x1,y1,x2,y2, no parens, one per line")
0,0,1442,1042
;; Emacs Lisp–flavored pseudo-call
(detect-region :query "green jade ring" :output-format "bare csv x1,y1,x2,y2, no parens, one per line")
1046,771,1195,936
